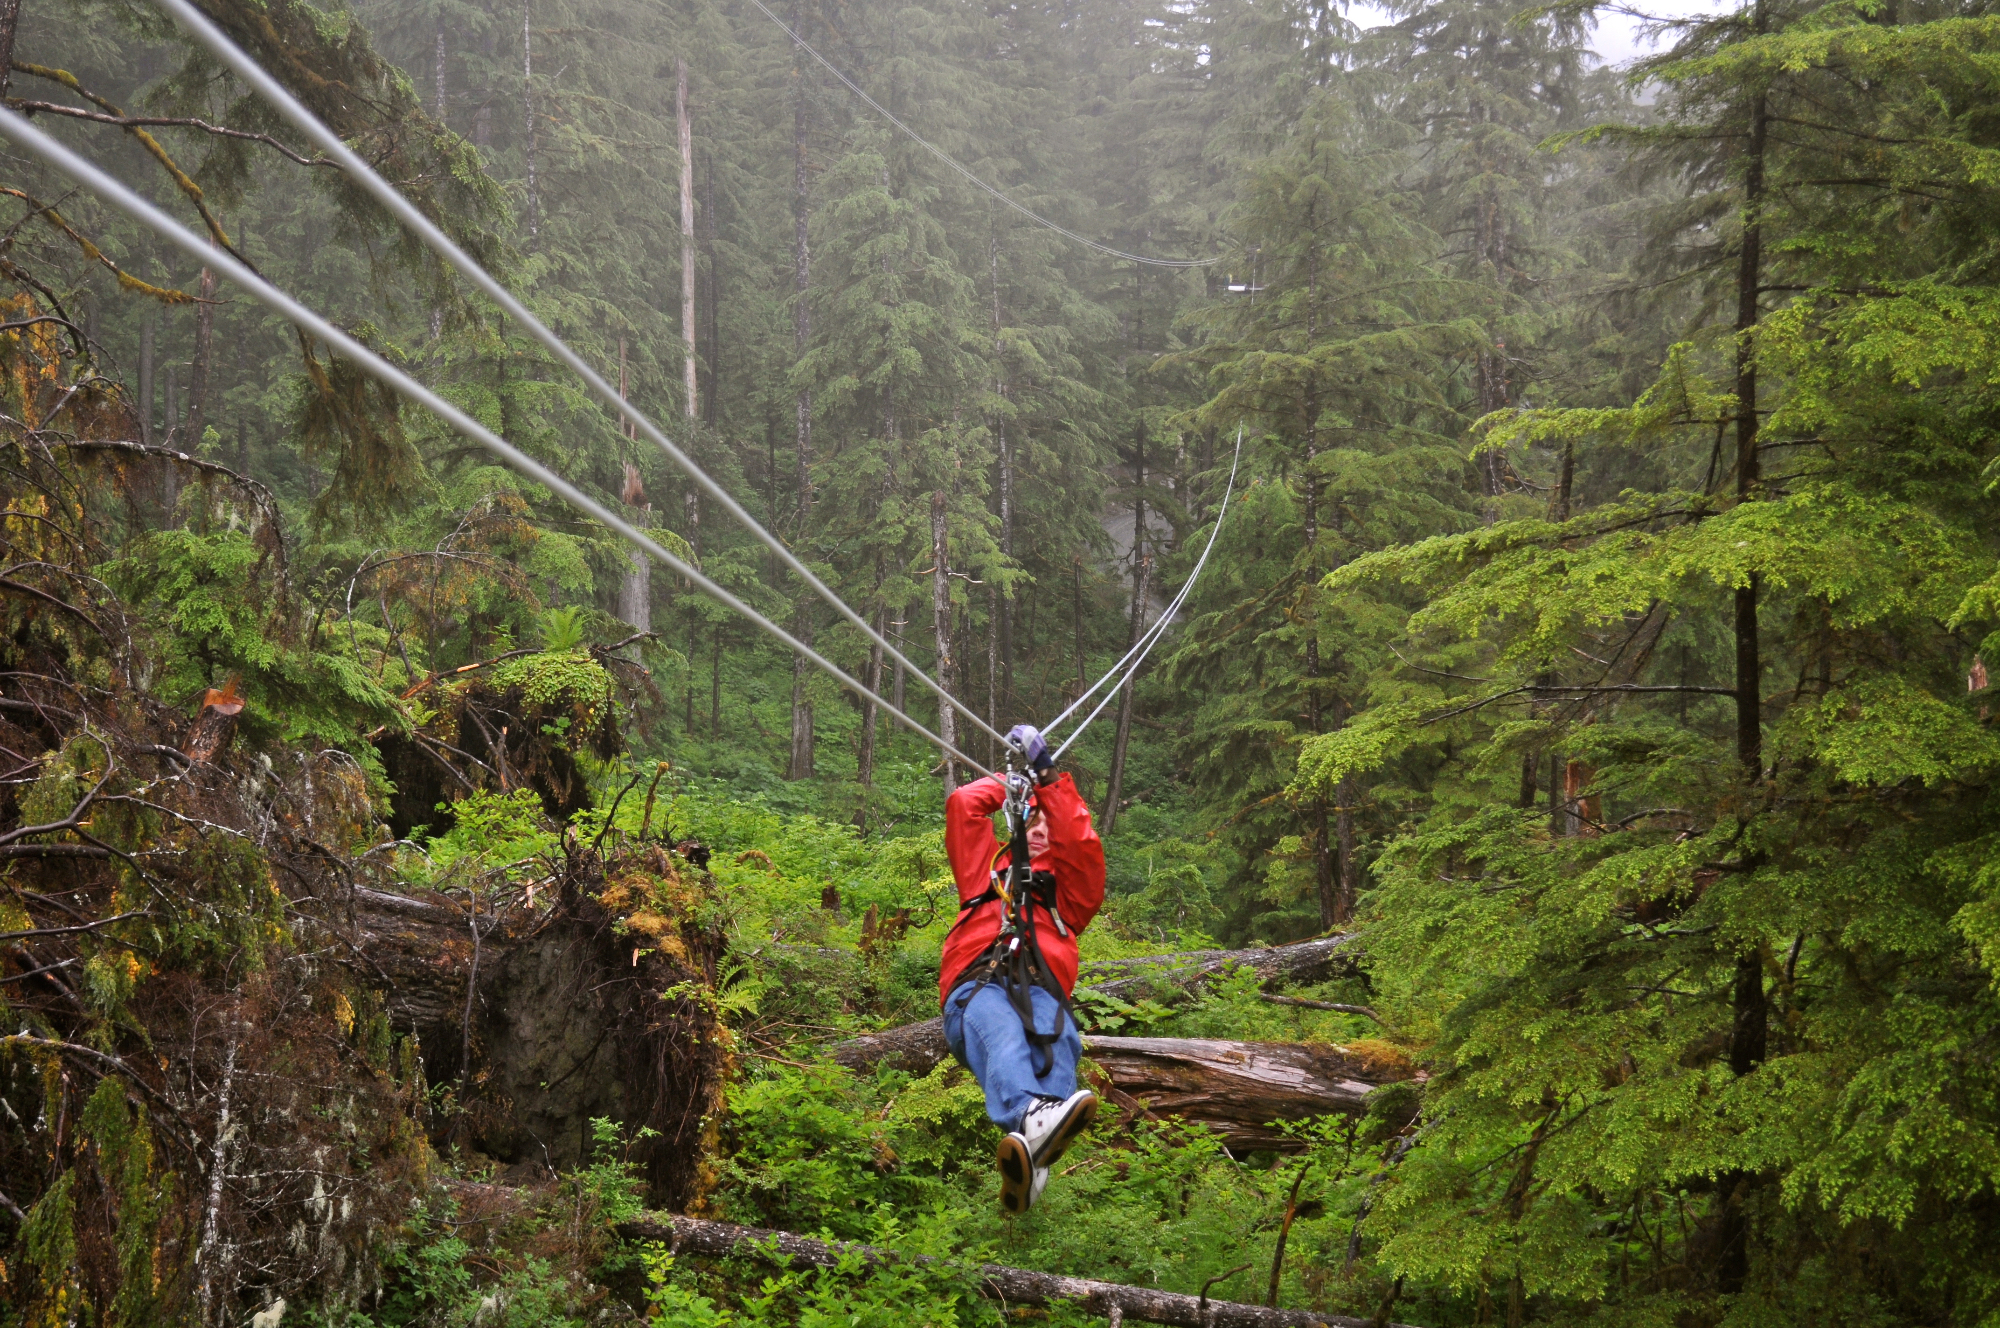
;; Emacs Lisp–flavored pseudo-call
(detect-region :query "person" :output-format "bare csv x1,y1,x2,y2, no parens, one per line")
940,723,1106,1213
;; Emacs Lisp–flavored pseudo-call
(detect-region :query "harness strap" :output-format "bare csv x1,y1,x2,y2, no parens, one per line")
944,771,1076,1078
947,873,1074,1077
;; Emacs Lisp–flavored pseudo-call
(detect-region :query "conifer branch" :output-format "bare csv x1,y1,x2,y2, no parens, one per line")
5,98,334,167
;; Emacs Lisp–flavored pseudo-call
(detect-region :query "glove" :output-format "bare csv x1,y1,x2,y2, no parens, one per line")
1006,723,1053,774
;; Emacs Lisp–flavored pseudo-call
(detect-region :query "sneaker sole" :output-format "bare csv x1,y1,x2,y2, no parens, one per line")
1033,1093,1099,1170
997,1133,1035,1213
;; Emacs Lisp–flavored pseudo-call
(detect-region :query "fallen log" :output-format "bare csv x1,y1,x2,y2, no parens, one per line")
619,1213,1425,1328
1083,1036,1417,1152
826,1030,1412,1150
826,1014,951,1075
829,934,1367,1076
1079,934,1364,1005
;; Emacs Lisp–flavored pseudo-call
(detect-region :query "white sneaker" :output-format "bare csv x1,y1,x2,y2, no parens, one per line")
996,1131,1051,1214
997,1131,1033,1212
1020,1089,1098,1169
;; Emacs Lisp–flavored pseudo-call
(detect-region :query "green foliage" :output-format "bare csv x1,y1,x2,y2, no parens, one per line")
103,529,401,748
24,0,2000,1319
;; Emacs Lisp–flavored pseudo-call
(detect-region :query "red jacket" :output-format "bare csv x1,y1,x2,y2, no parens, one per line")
938,772,1106,1005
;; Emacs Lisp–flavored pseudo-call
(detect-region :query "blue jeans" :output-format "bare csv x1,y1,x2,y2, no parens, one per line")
943,981,1082,1133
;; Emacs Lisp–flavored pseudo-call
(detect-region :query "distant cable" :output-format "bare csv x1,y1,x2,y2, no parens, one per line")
0,108,993,778
1048,424,1243,738
740,0,1221,270
1048,426,1244,760
148,0,1005,749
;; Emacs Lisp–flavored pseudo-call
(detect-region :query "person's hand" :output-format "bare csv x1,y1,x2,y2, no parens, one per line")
1006,723,1053,774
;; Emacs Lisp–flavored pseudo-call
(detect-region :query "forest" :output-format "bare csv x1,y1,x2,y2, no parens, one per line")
0,0,1998,1320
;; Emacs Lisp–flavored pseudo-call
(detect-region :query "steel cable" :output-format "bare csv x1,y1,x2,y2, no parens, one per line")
1046,426,1244,761
0,108,994,778
147,0,1006,749
739,0,1221,270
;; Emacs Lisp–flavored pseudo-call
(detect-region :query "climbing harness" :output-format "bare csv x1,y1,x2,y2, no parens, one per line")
946,745,1076,1077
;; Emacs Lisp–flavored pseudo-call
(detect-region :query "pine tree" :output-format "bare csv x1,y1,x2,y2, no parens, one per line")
1296,0,2000,1312
1167,82,1471,937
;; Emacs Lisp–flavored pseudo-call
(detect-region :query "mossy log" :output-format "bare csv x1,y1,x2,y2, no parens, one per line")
617,1213,1427,1328
1083,1036,1418,1151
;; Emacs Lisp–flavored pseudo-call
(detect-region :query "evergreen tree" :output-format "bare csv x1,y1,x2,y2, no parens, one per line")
1299,0,2000,1314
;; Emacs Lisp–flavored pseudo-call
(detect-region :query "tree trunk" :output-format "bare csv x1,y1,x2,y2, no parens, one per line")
138,315,156,447
163,363,181,515
434,14,446,120
857,604,883,818
184,247,217,447
985,585,999,756
0,0,22,100
827,1029,1408,1148
1102,554,1151,832
618,511,651,641
787,650,815,780
1734,122,1765,783
709,624,723,736
1083,1035,1415,1151
617,1215,1424,1328
1072,556,1087,701
522,0,537,240
931,490,957,792
1301,223,1338,927
1720,40,1771,1297
893,616,906,712
791,0,812,531
702,150,719,429
992,231,1013,715
786,14,815,782
677,58,697,422
1729,84,1768,1061
1474,144,1509,513
1334,772,1359,923
326,867,729,1208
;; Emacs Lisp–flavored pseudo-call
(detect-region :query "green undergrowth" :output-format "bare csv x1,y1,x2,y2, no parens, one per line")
672,1057,1422,1326
336,770,1409,1326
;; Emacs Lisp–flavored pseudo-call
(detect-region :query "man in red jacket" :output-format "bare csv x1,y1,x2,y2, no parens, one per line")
941,724,1106,1213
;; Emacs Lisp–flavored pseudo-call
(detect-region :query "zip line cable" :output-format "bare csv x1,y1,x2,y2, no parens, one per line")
1045,424,1242,738
738,0,1221,270
0,108,995,779
146,0,1006,752
1046,426,1245,761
